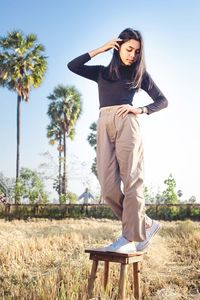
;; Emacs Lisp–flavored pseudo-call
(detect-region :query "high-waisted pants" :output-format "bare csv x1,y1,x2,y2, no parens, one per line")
96,105,152,242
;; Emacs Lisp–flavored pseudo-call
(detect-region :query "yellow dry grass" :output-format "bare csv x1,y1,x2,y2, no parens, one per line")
0,218,199,299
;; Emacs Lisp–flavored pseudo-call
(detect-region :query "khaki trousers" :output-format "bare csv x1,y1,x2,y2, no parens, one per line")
96,105,152,242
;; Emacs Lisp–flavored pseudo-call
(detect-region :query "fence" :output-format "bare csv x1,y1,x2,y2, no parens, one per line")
0,203,200,221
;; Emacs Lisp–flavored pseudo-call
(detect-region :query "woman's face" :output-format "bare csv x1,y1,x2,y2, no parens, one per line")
119,39,140,66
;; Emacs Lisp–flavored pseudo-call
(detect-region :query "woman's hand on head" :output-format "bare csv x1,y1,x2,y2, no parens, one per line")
116,105,142,118
89,38,123,58
100,38,123,52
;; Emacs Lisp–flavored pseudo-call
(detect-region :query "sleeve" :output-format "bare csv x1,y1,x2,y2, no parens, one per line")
141,71,168,114
78,192,84,200
67,53,101,82
89,193,95,200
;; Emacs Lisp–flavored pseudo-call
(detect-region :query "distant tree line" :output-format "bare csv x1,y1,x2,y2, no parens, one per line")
0,169,199,221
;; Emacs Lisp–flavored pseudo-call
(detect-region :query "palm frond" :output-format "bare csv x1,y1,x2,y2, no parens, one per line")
46,85,82,141
0,30,47,99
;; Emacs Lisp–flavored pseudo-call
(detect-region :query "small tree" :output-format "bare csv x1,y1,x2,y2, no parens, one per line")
87,122,97,177
162,174,179,204
144,186,155,204
60,191,77,204
16,168,48,204
0,172,15,201
187,196,196,204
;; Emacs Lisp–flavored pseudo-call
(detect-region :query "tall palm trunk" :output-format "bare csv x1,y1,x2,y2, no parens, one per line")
16,94,21,179
58,133,62,202
63,133,67,195
15,94,21,204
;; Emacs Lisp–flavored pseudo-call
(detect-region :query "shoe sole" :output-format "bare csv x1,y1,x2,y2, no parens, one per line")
105,243,136,253
136,222,161,251
105,248,137,253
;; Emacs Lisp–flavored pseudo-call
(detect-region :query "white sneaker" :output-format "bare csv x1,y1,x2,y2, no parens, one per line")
136,220,161,251
105,236,136,253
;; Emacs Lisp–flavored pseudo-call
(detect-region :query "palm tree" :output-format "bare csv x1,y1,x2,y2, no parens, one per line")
87,122,97,177
87,122,97,151
0,31,47,188
87,122,103,203
47,85,82,198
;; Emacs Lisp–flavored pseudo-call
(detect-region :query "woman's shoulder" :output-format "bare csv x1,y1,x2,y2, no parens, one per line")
142,70,150,79
141,70,152,84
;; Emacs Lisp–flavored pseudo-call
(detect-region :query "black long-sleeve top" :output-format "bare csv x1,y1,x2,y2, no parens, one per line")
67,53,168,114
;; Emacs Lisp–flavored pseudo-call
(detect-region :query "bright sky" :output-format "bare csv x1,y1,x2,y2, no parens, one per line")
0,0,200,201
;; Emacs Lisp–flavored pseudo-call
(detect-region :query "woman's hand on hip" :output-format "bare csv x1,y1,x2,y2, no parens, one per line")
116,105,141,118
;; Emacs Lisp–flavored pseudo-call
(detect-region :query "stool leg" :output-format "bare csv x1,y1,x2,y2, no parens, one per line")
88,260,98,299
104,261,110,290
133,262,141,300
119,263,127,300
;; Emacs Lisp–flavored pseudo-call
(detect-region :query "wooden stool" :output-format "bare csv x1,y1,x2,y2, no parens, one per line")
85,247,144,300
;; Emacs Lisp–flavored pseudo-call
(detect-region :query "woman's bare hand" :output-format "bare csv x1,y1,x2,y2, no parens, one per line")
89,38,123,58
100,38,123,52
116,104,141,118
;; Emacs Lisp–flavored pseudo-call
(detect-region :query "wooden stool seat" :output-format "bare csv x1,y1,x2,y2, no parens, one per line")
85,247,145,300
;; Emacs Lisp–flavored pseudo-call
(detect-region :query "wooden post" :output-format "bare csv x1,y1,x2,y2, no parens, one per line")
88,260,98,299
104,261,109,290
133,262,141,300
5,203,11,220
156,204,158,218
119,263,127,300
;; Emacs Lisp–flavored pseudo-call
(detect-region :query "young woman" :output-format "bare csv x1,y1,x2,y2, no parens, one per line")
68,28,168,252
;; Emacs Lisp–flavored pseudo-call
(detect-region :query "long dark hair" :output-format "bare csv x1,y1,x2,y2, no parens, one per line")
108,28,146,89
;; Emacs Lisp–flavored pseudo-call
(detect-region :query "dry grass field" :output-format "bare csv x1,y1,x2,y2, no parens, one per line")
0,218,199,300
